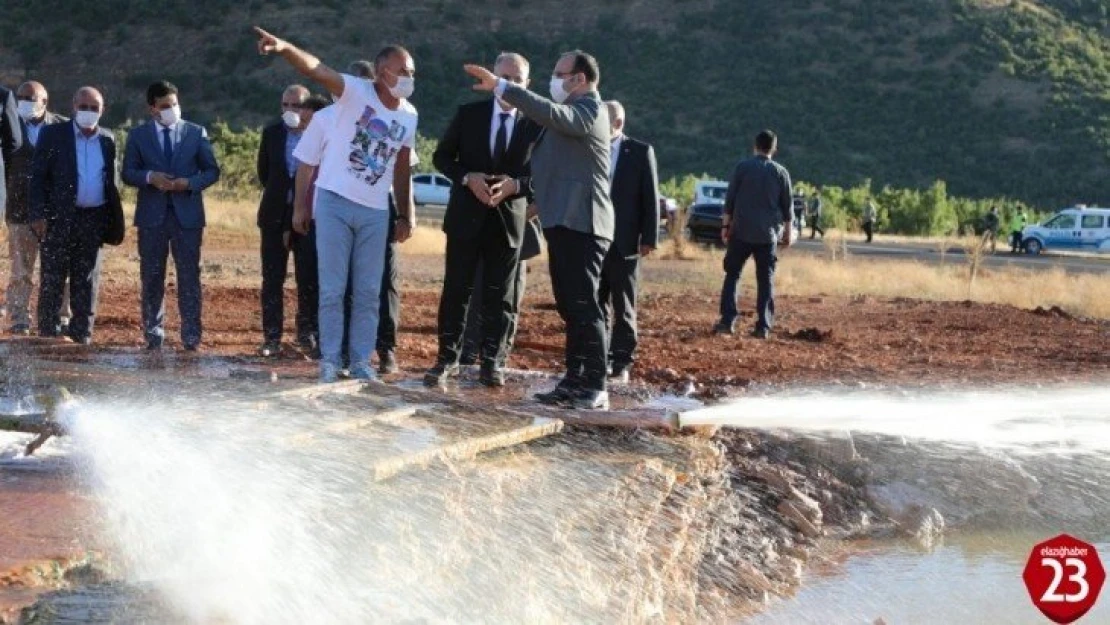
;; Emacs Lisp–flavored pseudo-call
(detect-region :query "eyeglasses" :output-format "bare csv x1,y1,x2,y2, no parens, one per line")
553,71,577,79
75,104,101,112
281,101,305,109
499,74,525,84
16,95,43,102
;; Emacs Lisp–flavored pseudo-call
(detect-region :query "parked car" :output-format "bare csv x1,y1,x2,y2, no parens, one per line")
686,202,726,244
659,196,678,223
412,173,452,206
1021,206,1110,254
694,180,729,205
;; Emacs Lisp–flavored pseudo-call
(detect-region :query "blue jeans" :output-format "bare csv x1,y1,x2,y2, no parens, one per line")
718,239,777,331
314,189,389,369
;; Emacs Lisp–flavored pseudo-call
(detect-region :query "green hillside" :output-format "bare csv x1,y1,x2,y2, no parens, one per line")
1,0,1108,208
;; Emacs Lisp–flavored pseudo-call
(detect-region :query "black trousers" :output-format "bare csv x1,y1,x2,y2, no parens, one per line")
863,220,874,243
462,256,528,361
719,239,777,332
598,251,641,369
260,224,318,342
436,217,520,366
810,216,824,238
38,208,105,340
545,227,610,392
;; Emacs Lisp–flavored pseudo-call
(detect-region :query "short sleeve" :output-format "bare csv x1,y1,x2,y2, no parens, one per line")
335,73,369,111
292,114,327,166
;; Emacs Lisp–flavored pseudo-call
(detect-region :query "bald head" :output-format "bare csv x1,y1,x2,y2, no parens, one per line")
605,100,625,139
15,81,48,123
72,87,104,131
283,84,309,102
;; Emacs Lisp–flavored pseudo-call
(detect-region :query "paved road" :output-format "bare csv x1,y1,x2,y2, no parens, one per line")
787,237,1109,274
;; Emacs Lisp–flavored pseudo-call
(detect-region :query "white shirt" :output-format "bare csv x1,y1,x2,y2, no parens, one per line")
609,134,623,184
489,103,517,157
311,74,418,211
294,105,418,168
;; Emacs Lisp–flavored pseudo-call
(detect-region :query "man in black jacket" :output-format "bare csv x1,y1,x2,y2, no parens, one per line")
29,87,122,344
256,84,312,355
714,130,794,339
599,100,659,383
425,52,541,387
5,81,70,335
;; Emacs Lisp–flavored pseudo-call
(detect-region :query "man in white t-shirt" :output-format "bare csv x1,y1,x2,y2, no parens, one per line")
256,27,417,382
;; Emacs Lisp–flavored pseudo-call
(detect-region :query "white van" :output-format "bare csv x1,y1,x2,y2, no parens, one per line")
694,180,729,205
1021,206,1110,254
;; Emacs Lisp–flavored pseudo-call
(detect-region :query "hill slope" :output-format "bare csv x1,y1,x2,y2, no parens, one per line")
1,0,1107,207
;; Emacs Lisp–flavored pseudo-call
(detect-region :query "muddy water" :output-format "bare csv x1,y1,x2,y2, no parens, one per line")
750,533,1110,624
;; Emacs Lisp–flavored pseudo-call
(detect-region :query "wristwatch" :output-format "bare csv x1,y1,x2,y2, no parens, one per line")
461,173,471,187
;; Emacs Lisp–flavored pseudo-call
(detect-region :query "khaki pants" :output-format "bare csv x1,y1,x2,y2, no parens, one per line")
6,223,70,327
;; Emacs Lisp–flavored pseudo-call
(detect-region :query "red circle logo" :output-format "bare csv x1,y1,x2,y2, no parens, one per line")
1023,534,1106,624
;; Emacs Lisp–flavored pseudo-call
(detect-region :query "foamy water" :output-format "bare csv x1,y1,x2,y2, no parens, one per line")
680,388,1110,453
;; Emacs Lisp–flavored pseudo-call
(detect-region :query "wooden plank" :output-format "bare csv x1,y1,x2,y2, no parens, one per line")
369,418,564,482
282,406,426,446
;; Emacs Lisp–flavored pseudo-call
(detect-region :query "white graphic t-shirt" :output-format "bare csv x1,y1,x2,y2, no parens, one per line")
312,74,418,210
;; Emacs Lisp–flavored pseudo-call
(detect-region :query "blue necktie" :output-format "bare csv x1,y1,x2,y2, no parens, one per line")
162,127,174,168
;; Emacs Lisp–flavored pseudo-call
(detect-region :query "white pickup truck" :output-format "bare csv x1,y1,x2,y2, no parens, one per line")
1021,206,1110,254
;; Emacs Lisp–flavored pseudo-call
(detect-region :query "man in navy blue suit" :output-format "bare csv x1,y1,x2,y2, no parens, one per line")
28,87,122,344
122,81,221,351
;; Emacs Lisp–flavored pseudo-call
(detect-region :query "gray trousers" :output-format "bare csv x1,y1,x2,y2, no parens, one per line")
6,223,72,327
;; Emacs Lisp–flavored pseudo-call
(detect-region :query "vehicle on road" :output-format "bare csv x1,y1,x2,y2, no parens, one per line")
412,173,453,206
694,180,729,206
686,202,726,244
1021,206,1110,254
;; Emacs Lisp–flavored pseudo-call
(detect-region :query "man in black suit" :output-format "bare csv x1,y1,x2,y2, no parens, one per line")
28,87,123,344
599,101,659,384
6,81,70,335
426,52,541,387
256,84,313,356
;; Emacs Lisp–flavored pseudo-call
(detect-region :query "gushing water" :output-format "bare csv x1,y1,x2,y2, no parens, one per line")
680,387,1110,453
58,396,719,624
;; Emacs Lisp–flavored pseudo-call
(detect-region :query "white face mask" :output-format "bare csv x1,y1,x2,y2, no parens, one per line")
388,76,414,100
18,100,44,121
158,104,181,127
75,110,101,130
282,110,301,128
549,76,570,104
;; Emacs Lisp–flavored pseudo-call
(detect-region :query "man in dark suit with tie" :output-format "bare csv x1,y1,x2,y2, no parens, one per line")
6,81,70,335
465,50,615,410
28,87,122,344
256,84,312,356
599,101,659,384
426,52,542,387
122,81,221,351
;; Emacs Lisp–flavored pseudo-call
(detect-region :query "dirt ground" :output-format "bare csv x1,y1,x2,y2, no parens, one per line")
50,237,1109,396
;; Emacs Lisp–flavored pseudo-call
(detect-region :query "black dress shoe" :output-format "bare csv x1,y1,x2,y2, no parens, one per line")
534,378,580,405
423,362,460,386
183,343,200,352
258,340,281,357
479,363,505,387
713,321,736,335
569,388,610,410
146,338,163,351
458,351,478,366
378,350,398,375
750,327,770,339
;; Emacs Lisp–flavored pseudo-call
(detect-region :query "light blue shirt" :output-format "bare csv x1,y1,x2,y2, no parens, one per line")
26,121,45,147
285,129,302,179
74,122,106,208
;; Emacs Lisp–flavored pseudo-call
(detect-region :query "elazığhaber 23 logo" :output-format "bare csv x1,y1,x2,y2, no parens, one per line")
1023,534,1106,624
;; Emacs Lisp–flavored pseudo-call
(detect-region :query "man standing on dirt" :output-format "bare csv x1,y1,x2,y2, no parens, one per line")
29,87,123,344
464,51,615,410
255,27,416,382
5,81,74,336
122,81,221,351
256,84,312,357
713,130,794,339
598,100,659,385
425,52,542,388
